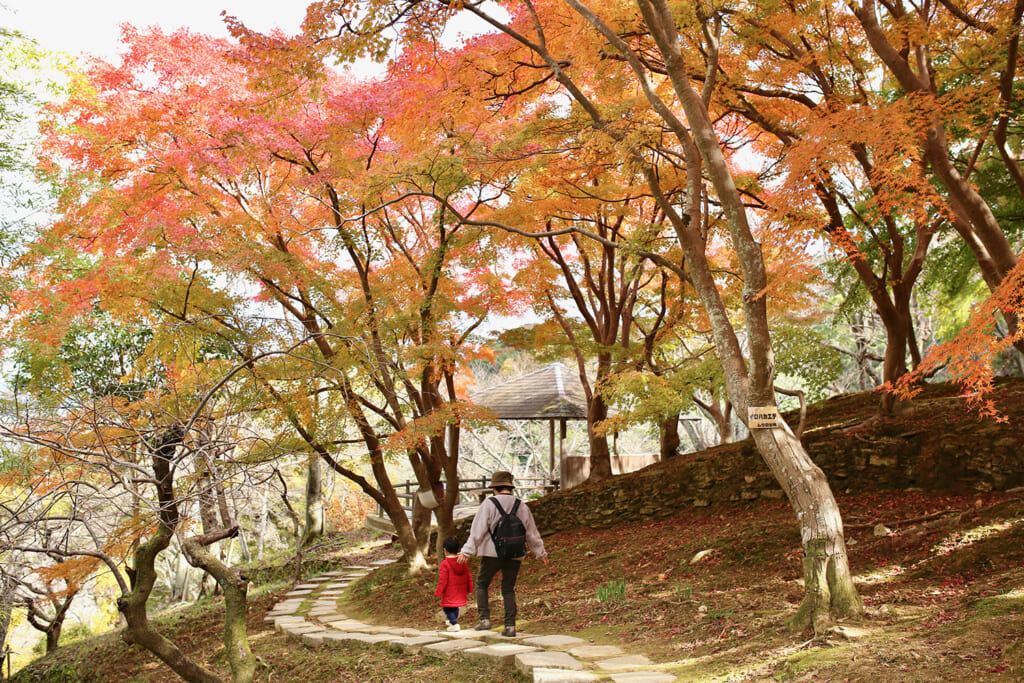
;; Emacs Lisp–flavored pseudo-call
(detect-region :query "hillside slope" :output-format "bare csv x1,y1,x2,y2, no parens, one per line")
518,378,1024,535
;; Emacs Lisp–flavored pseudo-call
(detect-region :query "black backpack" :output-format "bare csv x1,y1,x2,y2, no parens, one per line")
488,497,527,559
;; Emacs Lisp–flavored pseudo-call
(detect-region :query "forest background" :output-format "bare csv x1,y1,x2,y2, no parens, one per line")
0,0,1022,681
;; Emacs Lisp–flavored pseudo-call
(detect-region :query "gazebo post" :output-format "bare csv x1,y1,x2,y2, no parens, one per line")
549,419,555,485
559,418,567,488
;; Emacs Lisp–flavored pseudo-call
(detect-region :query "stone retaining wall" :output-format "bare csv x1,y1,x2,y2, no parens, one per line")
456,383,1024,537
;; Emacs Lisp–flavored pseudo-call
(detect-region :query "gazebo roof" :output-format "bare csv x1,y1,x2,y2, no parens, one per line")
471,363,588,420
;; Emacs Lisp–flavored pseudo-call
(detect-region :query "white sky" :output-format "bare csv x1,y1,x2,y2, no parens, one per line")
2,0,308,60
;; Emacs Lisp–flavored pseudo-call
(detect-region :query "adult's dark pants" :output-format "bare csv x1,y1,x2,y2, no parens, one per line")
476,556,521,626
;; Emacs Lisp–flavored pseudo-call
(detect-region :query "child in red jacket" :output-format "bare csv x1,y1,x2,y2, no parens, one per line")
435,536,474,631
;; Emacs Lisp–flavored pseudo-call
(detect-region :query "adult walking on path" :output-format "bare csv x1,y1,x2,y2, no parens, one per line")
458,470,548,638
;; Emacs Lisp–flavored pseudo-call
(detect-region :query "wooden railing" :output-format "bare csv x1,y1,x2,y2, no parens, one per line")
375,477,558,518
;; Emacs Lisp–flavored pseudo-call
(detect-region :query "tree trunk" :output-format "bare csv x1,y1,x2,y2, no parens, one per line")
372,463,427,572
45,624,61,653
659,413,681,459
751,427,863,632
631,0,863,631
0,573,14,657
434,424,461,558
182,527,255,683
878,309,910,414
118,427,222,683
586,392,613,481
300,453,324,548
410,496,433,557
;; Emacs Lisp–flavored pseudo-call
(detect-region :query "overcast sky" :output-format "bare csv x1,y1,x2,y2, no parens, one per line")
3,1,307,60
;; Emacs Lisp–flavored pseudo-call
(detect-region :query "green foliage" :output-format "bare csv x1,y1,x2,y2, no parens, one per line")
0,446,31,477
596,579,626,604
14,662,81,683
771,322,844,403
0,27,32,174
58,622,96,648
7,313,156,402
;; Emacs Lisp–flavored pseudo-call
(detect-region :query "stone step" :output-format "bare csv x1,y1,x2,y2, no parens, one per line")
386,634,446,654
568,644,625,659
321,632,394,648
281,622,323,637
462,642,540,667
523,634,587,649
532,669,598,683
422,638,489,659
515,650,584,676
300,631,330,648
608,673,677,683
595,654,654,672
322,619,368,631
272,617,307,632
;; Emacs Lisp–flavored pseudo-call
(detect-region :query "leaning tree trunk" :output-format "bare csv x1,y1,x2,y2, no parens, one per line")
371,453,428,572
628,0,864,632
751,427,862,632
182,527,255,683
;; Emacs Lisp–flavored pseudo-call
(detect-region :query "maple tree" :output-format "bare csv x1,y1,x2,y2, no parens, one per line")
845,0,1024,358
299,0,864,631
7,26,521,577
503,183,679,480
701,0,940,413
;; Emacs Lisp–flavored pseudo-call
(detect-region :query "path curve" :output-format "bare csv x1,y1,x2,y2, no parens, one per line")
266,563,678,682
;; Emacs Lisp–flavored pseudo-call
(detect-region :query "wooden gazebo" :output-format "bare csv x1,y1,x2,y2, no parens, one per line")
470,363,588,487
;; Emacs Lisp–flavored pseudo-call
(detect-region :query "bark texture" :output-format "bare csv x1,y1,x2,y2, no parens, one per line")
751,428,864,630
182,526,255,683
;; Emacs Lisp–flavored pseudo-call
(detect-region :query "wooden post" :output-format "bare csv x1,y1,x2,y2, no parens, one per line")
549,419,555,483
559,419,567,488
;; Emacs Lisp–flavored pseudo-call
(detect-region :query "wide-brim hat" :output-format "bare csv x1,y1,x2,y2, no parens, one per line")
489,471,515,489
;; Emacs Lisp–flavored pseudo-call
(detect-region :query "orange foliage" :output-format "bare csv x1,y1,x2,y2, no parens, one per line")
897,260,1024,418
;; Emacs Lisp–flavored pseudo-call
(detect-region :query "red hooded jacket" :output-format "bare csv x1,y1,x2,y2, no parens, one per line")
434,556,474,608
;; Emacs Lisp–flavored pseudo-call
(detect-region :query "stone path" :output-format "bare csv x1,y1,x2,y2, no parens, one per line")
265,561,677,682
